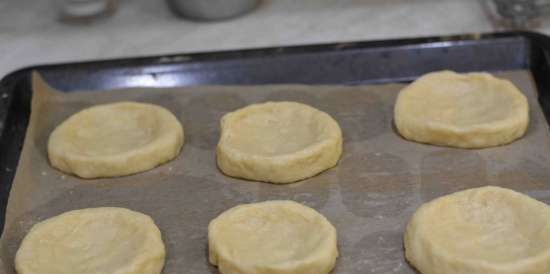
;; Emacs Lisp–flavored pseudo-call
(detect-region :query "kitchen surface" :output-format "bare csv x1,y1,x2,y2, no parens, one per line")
5,37,550,274
3,0,547,79
4,2,550,274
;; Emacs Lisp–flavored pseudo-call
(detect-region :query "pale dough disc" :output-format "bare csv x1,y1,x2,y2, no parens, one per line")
405,186,550,274
394,71,529,148
216,101,343,183
209,200,338,274
48,102,184,178
15,207,166,274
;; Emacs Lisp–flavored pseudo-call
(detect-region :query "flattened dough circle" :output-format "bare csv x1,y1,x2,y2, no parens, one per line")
216,101,343,183
48,102,184,178
209,200,338,274
405,186,550,274
394,71,529,148
15,207,166,274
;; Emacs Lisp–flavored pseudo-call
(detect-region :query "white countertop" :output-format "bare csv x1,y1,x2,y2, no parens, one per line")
1,0,547,79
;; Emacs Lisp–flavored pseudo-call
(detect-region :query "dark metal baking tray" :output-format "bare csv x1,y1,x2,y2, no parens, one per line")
2,31,550,231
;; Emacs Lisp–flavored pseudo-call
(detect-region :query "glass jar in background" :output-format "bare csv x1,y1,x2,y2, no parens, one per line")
57,0,117,23
482,0,544,30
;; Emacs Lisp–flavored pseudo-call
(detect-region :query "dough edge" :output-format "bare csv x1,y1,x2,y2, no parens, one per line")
208,200,338,274
47,102,184,178
15,207,166,274
394,71,529,148
216,101,343,184
404,186,550,274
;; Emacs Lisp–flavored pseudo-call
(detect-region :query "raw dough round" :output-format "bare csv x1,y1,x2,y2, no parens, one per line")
394,71,529,148
405,186,550,274
48,102,184,178
216,101,343,183
209,200,338,274
15,207,166,274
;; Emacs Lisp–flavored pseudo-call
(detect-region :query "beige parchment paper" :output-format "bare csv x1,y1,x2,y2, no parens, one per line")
1,70,550,274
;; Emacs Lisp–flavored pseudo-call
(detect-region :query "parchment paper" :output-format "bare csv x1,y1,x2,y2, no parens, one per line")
2,70,550,274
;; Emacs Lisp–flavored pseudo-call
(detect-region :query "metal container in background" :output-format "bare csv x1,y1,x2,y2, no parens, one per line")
57,0,117,23
166,0,259,21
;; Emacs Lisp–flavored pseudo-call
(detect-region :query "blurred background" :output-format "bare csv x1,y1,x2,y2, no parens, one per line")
1,0,550,78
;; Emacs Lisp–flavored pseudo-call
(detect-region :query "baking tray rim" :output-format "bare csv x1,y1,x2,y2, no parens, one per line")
1,30,548,83
2,30,550,234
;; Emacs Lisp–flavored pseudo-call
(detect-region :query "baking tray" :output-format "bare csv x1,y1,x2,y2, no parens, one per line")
2,31,550,266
